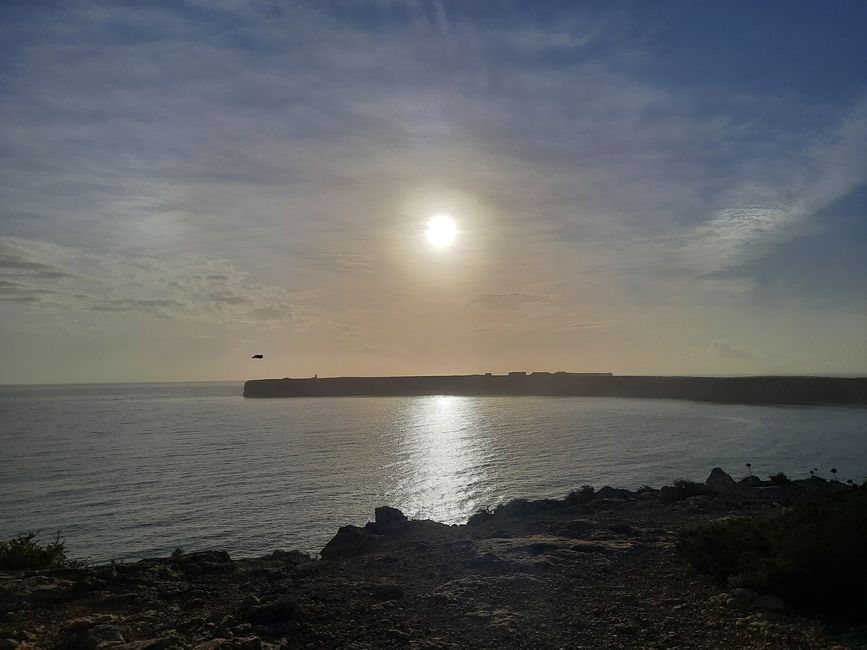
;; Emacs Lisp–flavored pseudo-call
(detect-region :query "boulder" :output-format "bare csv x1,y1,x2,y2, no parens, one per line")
730,587,758,604
596,486,635,500
245,595,298,625
466,510,493,527
374,506,408,531
756,594,785,610
320,526,381,559
740,475,762,487
371,583,404,601
73,623,127,649
705,468,738,495
177,551,232,575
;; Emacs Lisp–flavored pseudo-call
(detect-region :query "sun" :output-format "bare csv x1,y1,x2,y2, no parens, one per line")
425,214,457,249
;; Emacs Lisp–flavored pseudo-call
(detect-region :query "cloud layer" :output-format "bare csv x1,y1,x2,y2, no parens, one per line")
1,2,866,381
0,237,336,329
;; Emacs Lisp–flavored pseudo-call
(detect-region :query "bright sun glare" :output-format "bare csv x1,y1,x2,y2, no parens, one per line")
425,214,457,249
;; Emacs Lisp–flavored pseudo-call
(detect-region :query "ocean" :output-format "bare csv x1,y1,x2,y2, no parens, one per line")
1,382,865,562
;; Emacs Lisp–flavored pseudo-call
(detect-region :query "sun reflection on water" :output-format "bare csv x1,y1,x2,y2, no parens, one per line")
386,396,496,523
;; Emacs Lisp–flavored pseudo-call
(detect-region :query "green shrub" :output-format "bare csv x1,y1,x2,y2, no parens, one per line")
678,490,867,620
0,531,86,571
768,472,791,485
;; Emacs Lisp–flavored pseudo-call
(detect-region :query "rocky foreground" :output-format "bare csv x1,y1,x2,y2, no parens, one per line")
2,471,865,650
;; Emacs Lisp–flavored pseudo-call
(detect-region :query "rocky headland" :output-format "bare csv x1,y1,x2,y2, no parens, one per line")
243,374,867,405
2,470,865,649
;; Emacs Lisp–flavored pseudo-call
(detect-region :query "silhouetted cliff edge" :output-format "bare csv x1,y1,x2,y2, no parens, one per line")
244,374,867,405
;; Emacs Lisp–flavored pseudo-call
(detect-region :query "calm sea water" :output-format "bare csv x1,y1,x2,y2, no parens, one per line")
1,382,866,562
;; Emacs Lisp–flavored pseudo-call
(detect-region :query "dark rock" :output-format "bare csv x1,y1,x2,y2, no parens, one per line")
183,550,230,564
756,594,785,610
320,525,382,559
385,629,411,642
232,623,253,636
71,623,127,649
548,519,595,539
608,523,641,537
375,506,408,532
194,639,261,650
73,576,109,593
239,595,260,610
527,542,561,555
466,510,493,526
467,552,513,570
177,551,232,576
731,587,758,604
569,542,613,554
0,586,21,613
29,580,75,606
65,617,98,633
117,637,184,650
268,549,311,563
176,617,205,632
706,467,738,495
371,583,404,601
740,475,762,487
245,595,298,625
588,498,627,511
494,498,560,519
596,486,635,500
0,640,18,650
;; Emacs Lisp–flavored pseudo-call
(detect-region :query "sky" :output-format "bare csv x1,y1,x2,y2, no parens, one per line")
1,1,867,384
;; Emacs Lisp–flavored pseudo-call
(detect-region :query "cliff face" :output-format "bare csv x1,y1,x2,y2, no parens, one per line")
244,374,867,405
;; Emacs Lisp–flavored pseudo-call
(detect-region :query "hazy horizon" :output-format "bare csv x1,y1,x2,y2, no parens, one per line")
2,2,867,384
4,370,867,389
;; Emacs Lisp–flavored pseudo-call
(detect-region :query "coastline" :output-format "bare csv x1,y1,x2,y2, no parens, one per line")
2,471,864,649
243,374,867,406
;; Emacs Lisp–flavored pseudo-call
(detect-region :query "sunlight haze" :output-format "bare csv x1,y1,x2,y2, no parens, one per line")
1,2,866,384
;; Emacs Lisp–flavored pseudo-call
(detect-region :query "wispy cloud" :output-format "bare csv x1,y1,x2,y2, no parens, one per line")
468,293,555,309
1,2,866,380
712,342,755,362
0,237,341,329
558,320,620,332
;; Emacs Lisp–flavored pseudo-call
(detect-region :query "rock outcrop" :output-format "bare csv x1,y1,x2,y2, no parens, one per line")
1,476,858,649
706,467,738,495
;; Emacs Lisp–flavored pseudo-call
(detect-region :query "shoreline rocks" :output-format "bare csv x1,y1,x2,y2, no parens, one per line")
2,471,863,649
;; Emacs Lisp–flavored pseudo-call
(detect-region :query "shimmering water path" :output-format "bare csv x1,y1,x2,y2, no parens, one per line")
1,382,865,561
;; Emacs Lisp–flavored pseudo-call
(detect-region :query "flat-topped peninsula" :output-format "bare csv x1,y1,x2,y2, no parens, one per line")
243,373,867,405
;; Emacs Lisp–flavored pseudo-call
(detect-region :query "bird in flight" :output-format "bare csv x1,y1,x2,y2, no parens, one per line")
251,354,264,359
